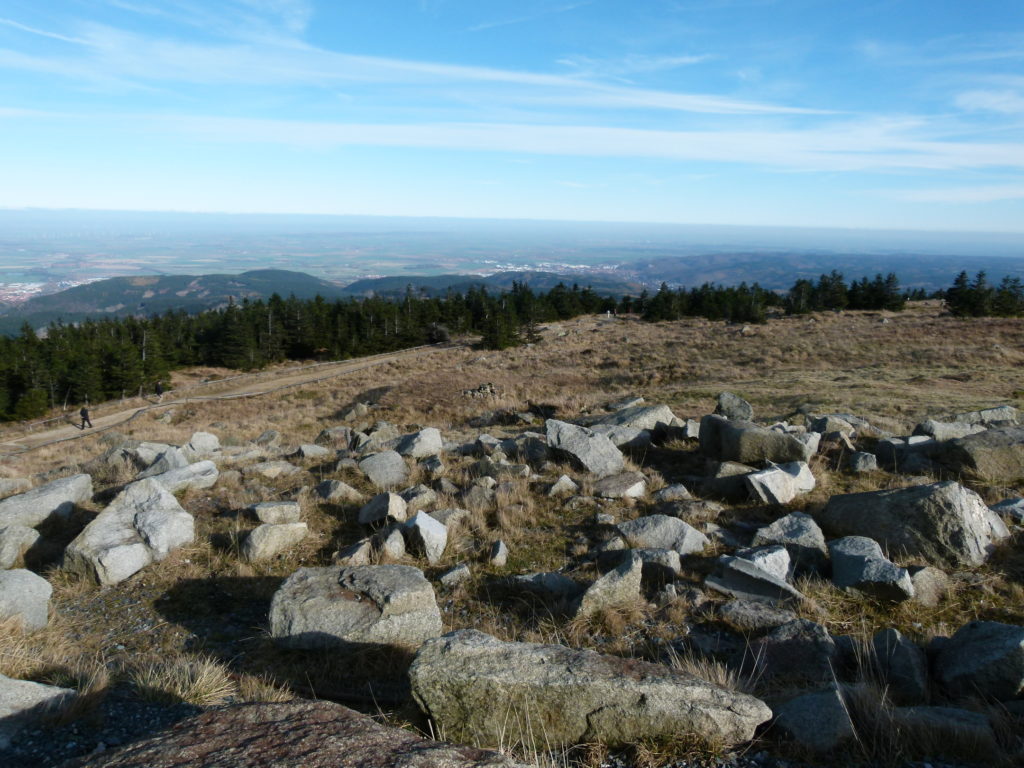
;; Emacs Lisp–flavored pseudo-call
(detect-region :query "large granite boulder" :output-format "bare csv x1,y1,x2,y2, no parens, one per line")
63,478,195,586
934,620,1024,701
242,523,308,562
699,415,811,465
705,556,804,606
56,700,528,768
545,420,624,478
818,481,1007,568
591,404,677,433
616,515,708,555
147,460,219,494
409,629,772,748
714,392,754,421
937,426,1024,482
750,511,828,574
136,447,189,480
829,536,914,601
744,461,815,505
0,569,52,631
0,474,92,529
269,565,442,649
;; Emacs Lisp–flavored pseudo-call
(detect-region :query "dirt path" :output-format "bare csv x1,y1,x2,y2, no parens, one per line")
0,344,460,456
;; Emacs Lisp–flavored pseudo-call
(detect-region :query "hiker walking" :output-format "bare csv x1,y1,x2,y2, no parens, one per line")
155,381,164,402
80,405,93,429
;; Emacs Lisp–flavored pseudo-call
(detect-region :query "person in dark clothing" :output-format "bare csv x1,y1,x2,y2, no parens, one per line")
155,381,164,402
80,406,93,429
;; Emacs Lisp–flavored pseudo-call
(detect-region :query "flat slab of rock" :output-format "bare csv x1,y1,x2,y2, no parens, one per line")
745,461,814,505
269,565,442,649
545,420,624,478
0,569,52,631
244,461,300,480
819,481,1005,568
592,471,647,499
147,460,219,494
750,511,827,574
409,629,772,748
616,514,708,555
64,478,195,586
706,556,804,606
591,404,676,432
57,700,528,768
358,451,410,489
0,673,74,749
251,501,301,525
0,474,92,529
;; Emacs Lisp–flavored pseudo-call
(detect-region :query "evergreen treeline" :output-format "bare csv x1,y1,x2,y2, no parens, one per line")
784,271,908,314
637,281,779,323
0,283,614,421
943,271,1024,317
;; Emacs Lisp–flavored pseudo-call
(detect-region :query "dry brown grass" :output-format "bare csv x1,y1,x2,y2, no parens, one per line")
3,305,1024,764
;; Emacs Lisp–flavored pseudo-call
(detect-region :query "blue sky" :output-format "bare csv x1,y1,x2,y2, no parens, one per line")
1,0,1023,231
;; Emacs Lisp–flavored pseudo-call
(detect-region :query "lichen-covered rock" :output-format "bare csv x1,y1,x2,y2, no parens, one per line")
572,552,642,618
699,415,810,464
242,523,308,562
409,629,772,749
269,565,442,649
358,451,410,489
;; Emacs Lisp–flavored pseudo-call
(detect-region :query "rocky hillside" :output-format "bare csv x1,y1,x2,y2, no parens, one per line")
0,307,1022,768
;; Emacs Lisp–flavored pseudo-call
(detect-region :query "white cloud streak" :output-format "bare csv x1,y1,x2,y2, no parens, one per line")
893,184,1024,204
0,17,86,44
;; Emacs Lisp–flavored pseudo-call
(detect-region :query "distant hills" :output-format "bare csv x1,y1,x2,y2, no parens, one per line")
0,268,640,335
0,269,347,335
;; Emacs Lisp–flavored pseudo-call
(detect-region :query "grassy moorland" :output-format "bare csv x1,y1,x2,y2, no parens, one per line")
1,301,1023,767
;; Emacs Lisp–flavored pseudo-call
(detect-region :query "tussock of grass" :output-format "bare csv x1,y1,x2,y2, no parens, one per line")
128,655,236,706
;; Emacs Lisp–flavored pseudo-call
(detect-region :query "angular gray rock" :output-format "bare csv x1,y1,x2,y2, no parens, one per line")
333,539,373,566
57,699,528,768
0,569,52,631
314,479,365,504
990,496,1024,523
912,419,986,442
706,556,804,606
717,599,798,634
590,425,652,449
849,451,879,472
808,415,855,435
545,419,624,478
736,545,791,582
242,522,308,562
750,511,828,574
358,492,408,525
409,629,772,748
439,563,471,588
908,565,949,607
0,526,40,569
488,540,508,567
592,471,647,499
774,686,854,753
185,431,220,457
0,673,74,749
573,552,642,617
829,536,914,601
714,392,753,421
819,481,1006,568
699,415,810,465
744,461,815,505
250,501,301,525
872,628,928,704
315,425,354,448
137,447,189,480
0,474,92,529
244,460,300,480
653,484,693,503
358,451,409,489
616,514,708,555
290,443,331,460
592,404,677,432
400,484,438,512
64,478,194,586
743,619,837,684
951,404,1018,425
937,426,1024,482
934,620,1024,701
270,565,443,649
503,572,580,603
404,512,448,565
548,474,579,496
394,427,444,459
147,460,219,493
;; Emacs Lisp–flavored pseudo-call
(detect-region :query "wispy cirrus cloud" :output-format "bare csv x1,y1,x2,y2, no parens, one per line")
557,53,714,79
955,89,1024,114
0,17,86,44
467,1,593,32
0,19,826,116
892,184,1024,203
